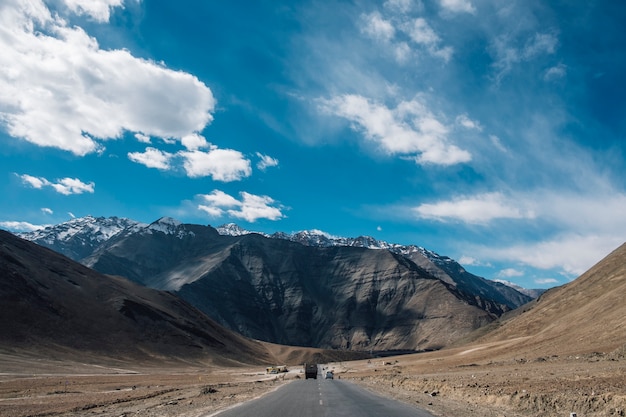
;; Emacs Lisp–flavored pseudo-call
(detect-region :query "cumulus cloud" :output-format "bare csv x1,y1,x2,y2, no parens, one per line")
0,0,215,156
198,190,284,222
319,94,471,165
181,133,209,151
414,192,535,223
128,133,255,182
180,148,251,181
0,221,46,232
127,147,173,170
19,174,95,195
41,207,53,215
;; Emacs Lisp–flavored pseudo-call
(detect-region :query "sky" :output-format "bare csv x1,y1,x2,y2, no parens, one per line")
1,0,625,290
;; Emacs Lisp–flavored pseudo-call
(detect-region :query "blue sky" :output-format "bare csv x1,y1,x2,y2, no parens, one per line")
1,0,625,289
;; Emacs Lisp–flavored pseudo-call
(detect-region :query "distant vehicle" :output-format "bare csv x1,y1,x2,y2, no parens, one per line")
266,365,288,374
325,371,334,379
304,363,318,379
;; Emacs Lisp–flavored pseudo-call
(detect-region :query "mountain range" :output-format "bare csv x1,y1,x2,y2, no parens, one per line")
17,216,538,351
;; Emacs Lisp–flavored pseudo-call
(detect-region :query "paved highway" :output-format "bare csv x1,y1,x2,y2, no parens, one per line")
212,375,437,417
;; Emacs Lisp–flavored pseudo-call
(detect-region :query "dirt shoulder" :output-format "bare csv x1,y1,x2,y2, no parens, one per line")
338,346,626,417
0,355,294,417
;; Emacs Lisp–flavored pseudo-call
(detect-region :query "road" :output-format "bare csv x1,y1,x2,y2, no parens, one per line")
211,375,437,417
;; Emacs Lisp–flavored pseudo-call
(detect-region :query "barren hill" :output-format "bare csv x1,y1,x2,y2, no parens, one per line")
0,230,274,365
466,241,626,358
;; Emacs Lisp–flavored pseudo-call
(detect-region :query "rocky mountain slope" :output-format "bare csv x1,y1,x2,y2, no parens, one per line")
78,218,528,350
0,230,271,365
16,216,535,351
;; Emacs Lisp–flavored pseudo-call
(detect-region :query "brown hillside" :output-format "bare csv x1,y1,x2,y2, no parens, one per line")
0,230,272,365
470,241,626,357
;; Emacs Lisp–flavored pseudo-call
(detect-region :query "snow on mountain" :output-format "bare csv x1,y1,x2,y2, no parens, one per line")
18,215,141,246
216,223,266,237
17,216,143,260
146,217,195,239
216,223,454,267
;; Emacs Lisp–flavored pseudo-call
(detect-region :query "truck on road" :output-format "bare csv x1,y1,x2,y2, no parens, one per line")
304,363,318,379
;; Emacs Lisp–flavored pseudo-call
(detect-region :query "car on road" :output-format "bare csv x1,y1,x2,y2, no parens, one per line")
325,371,334,379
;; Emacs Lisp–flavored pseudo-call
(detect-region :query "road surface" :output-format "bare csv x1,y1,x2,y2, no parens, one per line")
211,375,437,417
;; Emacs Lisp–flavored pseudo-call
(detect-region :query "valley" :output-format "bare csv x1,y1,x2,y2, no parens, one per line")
2,219,626,416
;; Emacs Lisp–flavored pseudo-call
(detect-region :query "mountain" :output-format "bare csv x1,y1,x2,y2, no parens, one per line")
220,224,535,311
16,216,533,351
472,241,626,357
0,230,272,365
17,215,144,261
84,226,497,351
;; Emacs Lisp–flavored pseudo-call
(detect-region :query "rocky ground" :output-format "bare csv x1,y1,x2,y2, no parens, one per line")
0,355,293,417
2,343,625,417
342,344,626,417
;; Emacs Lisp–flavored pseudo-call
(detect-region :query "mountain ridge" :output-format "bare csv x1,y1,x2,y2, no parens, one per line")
16,216,535,351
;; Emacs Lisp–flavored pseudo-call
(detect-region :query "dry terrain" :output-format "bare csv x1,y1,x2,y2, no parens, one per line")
2,340,625,417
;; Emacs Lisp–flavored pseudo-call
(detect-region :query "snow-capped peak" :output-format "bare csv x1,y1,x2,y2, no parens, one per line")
216,223,263,237
18,215,141,245
147,217,194,239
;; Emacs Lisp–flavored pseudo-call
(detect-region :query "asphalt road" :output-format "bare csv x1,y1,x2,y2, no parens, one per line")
212,375,437,417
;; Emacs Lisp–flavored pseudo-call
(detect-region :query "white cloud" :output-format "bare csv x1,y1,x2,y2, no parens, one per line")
180,148,252,181
414,193,535,224
62,0,124,22
361,11,395,43
19,174,95,195
134,133,151,143
41,207,53,215
256,153,279,171
181,133,209,151
402,18,453,61
489,134,508,153
439,0,475,14
491,32,559,82
198,190,284,222
523,33,558,58
128,138,256,181
497,268,524,278
51,178,96,195
458,255,492,267
456,114,482,130
0,221,46,232
485,234,621,277
535,278,559,285
414,192,535,224
443,190,626,276
544,63,567,81
0,0,216,156
127,147,173,170
319,94,471,166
